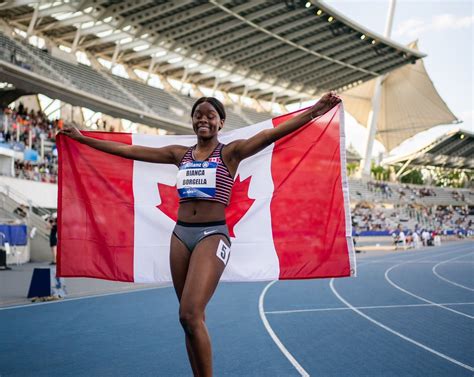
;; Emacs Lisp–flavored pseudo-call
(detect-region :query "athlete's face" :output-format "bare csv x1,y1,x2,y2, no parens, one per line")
192,102,224,139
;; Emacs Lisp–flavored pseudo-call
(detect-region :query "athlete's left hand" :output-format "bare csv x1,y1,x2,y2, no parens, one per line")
310,92,341,118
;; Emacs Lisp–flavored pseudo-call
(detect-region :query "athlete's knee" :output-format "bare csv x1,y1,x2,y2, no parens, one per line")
179,306,204,336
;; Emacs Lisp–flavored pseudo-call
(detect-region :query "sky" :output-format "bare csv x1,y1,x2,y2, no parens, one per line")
318,0,473,158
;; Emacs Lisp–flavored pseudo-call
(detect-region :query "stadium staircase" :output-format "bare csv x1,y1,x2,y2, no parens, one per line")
0,184,52,262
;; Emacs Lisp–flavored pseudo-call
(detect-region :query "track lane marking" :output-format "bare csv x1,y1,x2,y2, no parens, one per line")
265,302,474,314
258,280,309,377
385,249,474,319
257,244,472,376
330,278,474,372
329,245,474,372
432,253,474,292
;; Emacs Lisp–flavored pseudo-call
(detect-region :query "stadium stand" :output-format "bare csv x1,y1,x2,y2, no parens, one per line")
10,34,146,111
0,104,58,183
351,200,473,238
350,179,473,206
108,74,186,122
0,33,47,77
1,31,272,132
239,107,274,124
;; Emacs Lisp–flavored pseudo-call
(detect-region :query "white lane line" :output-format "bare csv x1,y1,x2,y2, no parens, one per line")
330,278,474,372
385,250,474,320
0,285,171,311
258,244,470,376
364,260,474,264
257,246,471,376
432,253,474,292
258,280,309,377
255,250,437,377
359,244,473,267
265,302,474,315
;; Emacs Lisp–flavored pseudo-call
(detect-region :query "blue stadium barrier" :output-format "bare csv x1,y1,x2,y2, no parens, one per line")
0,224,28,245
353,229,470,237
353,230,392,237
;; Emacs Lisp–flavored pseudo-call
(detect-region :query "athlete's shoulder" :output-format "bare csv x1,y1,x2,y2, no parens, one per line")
173,144,193,166
221,139,244,158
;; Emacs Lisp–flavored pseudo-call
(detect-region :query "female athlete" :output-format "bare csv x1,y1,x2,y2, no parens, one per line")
60,92,341,376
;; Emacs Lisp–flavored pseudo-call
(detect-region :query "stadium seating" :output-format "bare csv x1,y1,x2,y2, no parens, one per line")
349,179,473,206
0,32,274,132
240,107,274,124
18,41,144,111
108,74,186,122
0,33,49,78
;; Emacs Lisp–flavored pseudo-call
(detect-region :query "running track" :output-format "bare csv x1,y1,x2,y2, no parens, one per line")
1,241,473,376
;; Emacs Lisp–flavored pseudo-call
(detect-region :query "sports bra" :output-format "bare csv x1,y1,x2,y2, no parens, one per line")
177,143,233,206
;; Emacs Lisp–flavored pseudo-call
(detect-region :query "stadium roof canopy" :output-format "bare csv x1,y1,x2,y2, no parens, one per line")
383,129,474,171
341,41,458,152
0,0,425,104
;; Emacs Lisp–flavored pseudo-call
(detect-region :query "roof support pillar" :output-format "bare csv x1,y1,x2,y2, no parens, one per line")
395,154,416,180
111,43,120,70
239,85,248,105
26,1,40,38
359,0,396,177
212,78,220,96
146,57,156,83
179,67,189,91
360,75,383,175
71,27,81,53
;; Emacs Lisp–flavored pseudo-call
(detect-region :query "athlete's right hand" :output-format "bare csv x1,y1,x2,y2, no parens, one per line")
58,123,84,141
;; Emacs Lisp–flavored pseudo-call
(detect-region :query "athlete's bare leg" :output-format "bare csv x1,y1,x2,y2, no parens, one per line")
178,235,228,377
170,235,200,376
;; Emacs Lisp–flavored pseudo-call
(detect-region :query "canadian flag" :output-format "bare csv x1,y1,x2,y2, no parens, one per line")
57,104,355,283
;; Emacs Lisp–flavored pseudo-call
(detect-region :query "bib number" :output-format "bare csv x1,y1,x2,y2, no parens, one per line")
177,161,217,199
216,239,230,265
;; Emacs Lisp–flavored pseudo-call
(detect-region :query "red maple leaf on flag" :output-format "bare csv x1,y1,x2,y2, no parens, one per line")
225,176,255,237
156,183,179,222
156,175,254,238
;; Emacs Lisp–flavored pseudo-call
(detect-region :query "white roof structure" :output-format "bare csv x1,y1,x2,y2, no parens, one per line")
0,0,425,105
341,41,458,152
383,128,474,170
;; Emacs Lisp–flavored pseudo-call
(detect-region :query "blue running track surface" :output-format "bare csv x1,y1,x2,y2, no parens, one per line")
1,240,473,376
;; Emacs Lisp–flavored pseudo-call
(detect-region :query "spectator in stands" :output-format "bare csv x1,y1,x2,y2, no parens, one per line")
47,217,57,265
392,225,406,250
1,105,59,183
421,229,431,246
397,230,406,250
10,48,19,66
398,187,405,200
412,231,421,248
